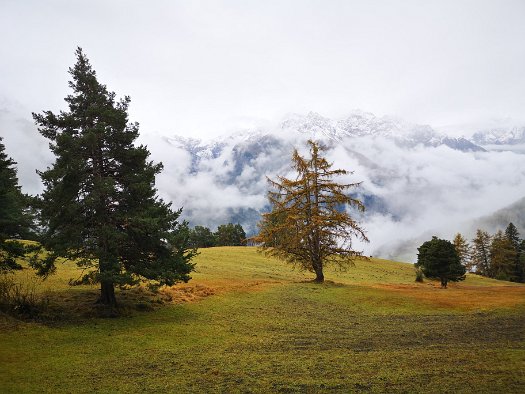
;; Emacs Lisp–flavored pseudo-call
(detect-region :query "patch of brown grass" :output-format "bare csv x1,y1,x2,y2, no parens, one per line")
160,278,280,304
372,282,525,311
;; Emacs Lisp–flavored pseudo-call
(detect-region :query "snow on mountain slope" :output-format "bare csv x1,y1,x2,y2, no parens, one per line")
170,110,485,156
280,111,485,151
472,126,525,145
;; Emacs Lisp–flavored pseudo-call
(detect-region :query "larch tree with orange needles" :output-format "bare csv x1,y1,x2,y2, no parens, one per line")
254,140,368,282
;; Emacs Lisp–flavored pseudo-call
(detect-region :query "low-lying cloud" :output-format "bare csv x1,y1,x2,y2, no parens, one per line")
333,137,525,261
144,130,525,262
3,108,525,263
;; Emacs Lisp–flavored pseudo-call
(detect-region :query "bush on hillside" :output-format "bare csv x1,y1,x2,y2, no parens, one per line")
0,273,49,319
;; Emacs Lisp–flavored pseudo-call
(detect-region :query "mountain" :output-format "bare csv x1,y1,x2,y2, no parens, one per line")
280,111,485,151
169,111,485,157
471,126,525,145
469,196,525,234
3,105,523,262
142,111,525,262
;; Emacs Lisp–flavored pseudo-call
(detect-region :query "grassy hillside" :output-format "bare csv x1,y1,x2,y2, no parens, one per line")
1,247,524,393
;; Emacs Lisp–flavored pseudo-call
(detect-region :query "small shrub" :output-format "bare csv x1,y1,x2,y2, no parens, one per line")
415,267,424,283
0,273,49,319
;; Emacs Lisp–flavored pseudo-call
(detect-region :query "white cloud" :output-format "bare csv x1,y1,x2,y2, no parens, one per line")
140,128,524,263
2,100,525,263
2,1,525,139
0,105,52,195
336,137,525,260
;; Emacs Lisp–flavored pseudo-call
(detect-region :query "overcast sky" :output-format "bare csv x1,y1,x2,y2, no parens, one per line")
1,0,525,140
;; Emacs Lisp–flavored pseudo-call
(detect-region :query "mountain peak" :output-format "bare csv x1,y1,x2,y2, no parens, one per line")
276,111,485,151
472,126,525,145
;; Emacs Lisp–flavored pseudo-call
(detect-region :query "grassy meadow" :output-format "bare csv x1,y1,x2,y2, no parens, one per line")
1,247,524,393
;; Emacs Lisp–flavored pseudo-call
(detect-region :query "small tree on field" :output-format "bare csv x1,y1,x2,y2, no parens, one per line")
254,140,368,282
33,48,196,306
416,236,466,288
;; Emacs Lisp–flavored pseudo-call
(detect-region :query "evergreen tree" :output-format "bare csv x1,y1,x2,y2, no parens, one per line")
504,222,520,248
504,222,523,282
254,140,368,282
0,137,33,271
33,48,196,306
215,223,246,246
188,226,216,248
453,233,472,271
519,240,525,283
471,229,491,276
416,236,466,288
490,230,517,281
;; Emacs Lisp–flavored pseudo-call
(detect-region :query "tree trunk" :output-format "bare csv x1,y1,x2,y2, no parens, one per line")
98,280,117,306
440,278,448,289
313,259,324,283
314,270,324,283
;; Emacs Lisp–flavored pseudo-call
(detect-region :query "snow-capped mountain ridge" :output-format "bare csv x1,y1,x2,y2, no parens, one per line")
472,126,525,145
169,110,486,153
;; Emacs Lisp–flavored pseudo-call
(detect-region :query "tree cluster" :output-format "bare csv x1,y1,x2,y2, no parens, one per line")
457,223,525,282
188,223,246,248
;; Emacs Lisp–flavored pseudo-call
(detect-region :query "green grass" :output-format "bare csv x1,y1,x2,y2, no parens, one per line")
1,247,524,393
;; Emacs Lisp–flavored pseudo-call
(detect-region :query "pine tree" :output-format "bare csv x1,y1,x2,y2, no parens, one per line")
490,230,517,281
255,140,368,282
416,236,466,288
33,48,196,306
505,223,520,248
504,222,523,282
0,137,33,271
453,233,472,271
471,229,491,276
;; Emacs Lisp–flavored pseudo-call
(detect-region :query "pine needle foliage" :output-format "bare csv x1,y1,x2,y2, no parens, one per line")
255,140,368,282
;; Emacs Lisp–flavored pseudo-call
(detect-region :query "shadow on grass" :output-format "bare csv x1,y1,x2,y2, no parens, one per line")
0,285,204,328
296,279,346,287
